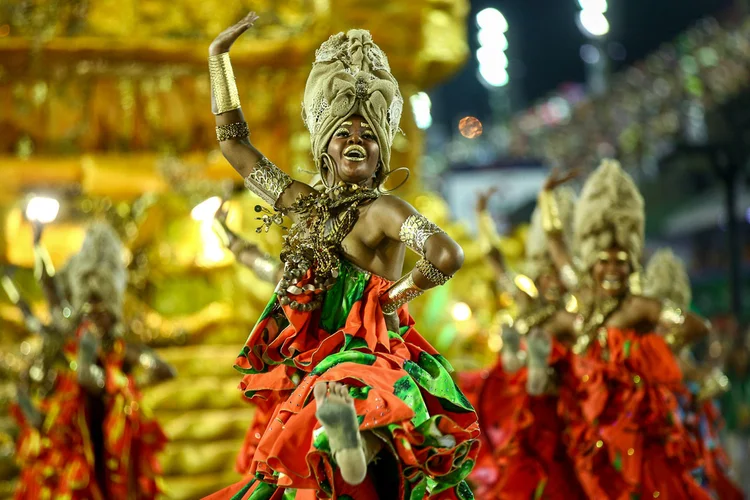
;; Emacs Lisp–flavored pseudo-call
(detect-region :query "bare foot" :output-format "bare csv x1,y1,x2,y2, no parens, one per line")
314,382,367,485
526,329,552,395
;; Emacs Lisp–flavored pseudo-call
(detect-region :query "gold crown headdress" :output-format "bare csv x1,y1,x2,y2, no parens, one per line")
644,248,692,308
302,30,403,176
574,159,645,270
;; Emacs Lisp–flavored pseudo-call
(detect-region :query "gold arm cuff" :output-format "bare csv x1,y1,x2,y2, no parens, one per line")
244,157,293,208
415,258,452,286
559,263,579,290
209,52,241,114
538,190,563,233
380,274,424,314
399,214,445,257
477,211,502,251
216,121,249,141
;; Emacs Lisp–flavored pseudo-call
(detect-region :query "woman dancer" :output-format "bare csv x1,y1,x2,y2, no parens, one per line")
541,160,712,499
644,249,742,499
206,13,479,500
460,184,585,500
11,223,172,499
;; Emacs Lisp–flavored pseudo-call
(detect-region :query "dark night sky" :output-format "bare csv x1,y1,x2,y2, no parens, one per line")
431,0,735,130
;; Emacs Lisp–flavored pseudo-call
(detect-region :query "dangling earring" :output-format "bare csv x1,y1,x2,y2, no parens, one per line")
377,166,411,193
319,153,335,190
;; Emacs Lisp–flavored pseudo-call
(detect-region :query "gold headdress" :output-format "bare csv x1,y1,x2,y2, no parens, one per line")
302,30,403,176
574,159,644,270
524,186,576,280
67,222,127,318
644,249,692,308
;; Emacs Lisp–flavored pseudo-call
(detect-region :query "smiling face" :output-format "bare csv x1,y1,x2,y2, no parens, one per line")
325,115,381,186
591,247,632,298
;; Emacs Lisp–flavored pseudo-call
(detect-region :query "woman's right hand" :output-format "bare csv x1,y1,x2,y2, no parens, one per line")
476,187,498,213
209,12,259,56
542,166,582,192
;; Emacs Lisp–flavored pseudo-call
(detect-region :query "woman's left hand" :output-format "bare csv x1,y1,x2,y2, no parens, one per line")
384,311,400,334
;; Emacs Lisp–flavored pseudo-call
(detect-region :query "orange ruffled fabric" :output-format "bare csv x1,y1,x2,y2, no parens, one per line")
459,338,585,500
11,353,104,500
564,327,711,500
212,263,479,499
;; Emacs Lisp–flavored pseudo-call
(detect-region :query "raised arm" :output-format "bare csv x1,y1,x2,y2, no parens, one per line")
31,222,67,313
123,342,176,388
374,196,463,318
627,296,711,350
537,168,583,294
209,13,314,211
212,202,281,283
2,268,43,334
475,188,537,305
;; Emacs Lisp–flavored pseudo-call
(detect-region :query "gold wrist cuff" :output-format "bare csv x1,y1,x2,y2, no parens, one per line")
559,263,579,290
380,274,424,314
660,299,686,326
216,121,249,141
399,214,445,256
538,190,563,233
250,253,280,283
415,258,452,286
244,157,293,208
209,52,241,114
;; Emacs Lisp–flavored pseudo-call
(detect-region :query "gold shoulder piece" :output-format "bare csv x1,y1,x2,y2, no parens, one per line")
244,157,293,209
399,214,445,256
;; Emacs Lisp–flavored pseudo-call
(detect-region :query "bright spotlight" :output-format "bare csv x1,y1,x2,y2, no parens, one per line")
476,47,509,69
476,8,508,32
191,196,222,222
578,0,608,13
410,92,433,130
452,302,472,322
578,11,610,37
477,30,509,51
478,65,510,88
26,197,60,224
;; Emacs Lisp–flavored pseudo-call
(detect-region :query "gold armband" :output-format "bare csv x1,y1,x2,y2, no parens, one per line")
660,299,686,347
399,214,445,256
216,121,249,141
209,52,241,114
415,258,452,286
380,274,424,314
538,190,562,233
244,157,293,208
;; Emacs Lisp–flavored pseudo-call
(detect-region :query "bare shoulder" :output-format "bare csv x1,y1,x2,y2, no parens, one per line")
372,194,417,214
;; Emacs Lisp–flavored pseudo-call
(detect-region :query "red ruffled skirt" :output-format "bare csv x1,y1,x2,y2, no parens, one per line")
208,261,480,499
563,327,711,500
459,339,585,500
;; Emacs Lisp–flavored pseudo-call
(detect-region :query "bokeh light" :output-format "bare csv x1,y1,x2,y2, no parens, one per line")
459,116,483,139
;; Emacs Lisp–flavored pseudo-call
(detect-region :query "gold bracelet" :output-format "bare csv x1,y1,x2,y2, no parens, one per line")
538,190,563,233
209,52,241,114
250,253,280,284
380,274,424,314
415,258,452,286
216,122,249,141
399,214,445,257
660,299,686,326
244,157,293,208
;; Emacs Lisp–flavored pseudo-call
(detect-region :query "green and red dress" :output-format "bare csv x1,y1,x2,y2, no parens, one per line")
209,260,480,499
